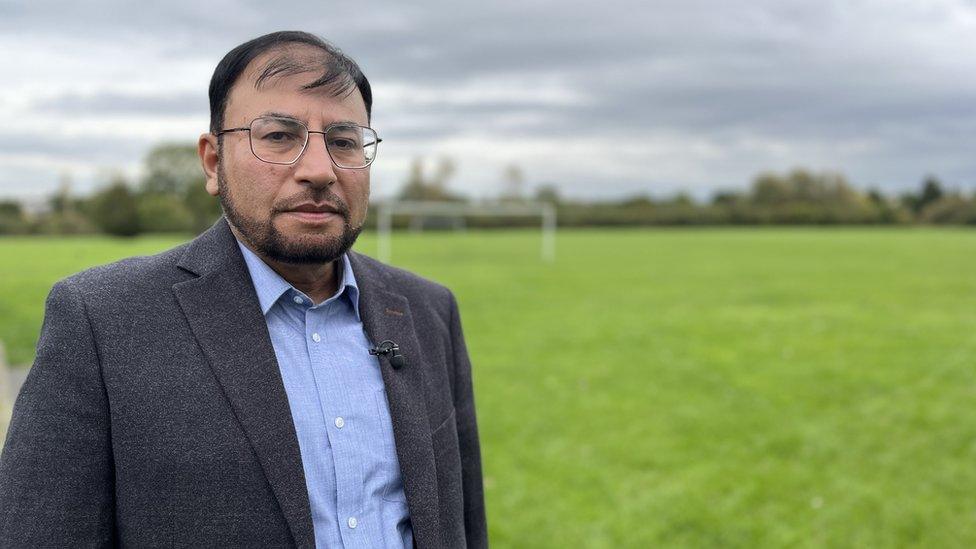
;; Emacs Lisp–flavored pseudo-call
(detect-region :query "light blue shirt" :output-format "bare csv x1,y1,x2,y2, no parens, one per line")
237,241,413,549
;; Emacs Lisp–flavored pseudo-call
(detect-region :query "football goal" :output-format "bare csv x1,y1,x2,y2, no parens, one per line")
374,200,556,263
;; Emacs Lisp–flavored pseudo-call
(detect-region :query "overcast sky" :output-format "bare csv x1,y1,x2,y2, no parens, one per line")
1,0,974,202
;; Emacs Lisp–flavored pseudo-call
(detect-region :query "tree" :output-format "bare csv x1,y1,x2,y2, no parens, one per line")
397,157,465,201
184,182,223,233
669,192,695,207
139,143,219,233
920,193,976,225
430,157,457,190
711,190,743,206
138,193,194,233
48,173,74,215
866,187,886,206
533,184,561,205
500,164,525,202
90,175,141,236
618,194,655,208
865,186,910,224
918,175,944,211
751,172,792,205
901,175,946,216
141,144,205,196
818,171,860,206
0,200,26,234
790,169,818,202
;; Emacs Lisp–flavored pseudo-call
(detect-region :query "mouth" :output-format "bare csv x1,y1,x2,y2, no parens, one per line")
280,203,345,224
283,211,340,223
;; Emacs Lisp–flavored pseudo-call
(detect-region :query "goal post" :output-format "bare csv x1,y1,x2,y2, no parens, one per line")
375,200,556,264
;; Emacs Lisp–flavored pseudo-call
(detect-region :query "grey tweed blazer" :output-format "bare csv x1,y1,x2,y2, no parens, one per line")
0,217,487,548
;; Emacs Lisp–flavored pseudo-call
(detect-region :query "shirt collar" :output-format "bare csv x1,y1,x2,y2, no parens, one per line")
236,239,361,320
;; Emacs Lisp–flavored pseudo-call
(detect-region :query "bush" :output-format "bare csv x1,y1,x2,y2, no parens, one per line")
29,210,97,235
920,195,976,225
182,183,223,234
137,193,194,233
0,201,27,235
89,179,141,237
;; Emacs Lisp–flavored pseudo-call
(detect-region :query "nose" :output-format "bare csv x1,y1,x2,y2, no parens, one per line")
293,132,338,188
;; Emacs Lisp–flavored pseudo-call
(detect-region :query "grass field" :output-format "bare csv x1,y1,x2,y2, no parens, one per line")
1,228,975,547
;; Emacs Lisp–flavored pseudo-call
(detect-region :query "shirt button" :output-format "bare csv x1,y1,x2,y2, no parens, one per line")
335,417,345,428
347,516,358,529
293,295,303,304
311,333,321,342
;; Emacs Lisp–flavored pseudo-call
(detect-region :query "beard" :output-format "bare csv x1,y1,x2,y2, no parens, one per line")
216,163,363,265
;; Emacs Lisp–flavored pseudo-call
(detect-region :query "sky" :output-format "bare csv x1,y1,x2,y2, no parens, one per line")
1,0,974,203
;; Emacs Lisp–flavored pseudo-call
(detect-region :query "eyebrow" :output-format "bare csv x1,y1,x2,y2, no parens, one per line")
260,111,301,121
257,111,366,127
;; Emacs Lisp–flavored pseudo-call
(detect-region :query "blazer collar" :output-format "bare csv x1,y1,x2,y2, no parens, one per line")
173,217,315,547
175,216,240,277
346,251,440,549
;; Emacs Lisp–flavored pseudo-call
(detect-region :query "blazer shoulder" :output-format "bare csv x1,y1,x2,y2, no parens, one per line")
55,240,193,301
351,251,454,304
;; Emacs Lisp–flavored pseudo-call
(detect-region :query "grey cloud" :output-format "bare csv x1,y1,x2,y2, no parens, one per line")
32,91,207,116
0,132,153,163
1,0,975,197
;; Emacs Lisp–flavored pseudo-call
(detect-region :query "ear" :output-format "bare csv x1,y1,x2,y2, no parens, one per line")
198,133,220,197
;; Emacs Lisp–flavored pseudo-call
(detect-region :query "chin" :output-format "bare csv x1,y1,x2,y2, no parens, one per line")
285,232,342,248
268,241,348,265
264,223,362,265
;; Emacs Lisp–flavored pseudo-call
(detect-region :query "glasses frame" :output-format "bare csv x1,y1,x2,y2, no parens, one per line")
216,116,382,169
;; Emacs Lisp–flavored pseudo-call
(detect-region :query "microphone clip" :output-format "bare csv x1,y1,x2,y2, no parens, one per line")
369,340,406,370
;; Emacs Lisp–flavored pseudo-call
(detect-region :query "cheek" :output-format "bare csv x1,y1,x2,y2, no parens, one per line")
227,158,290,204
348,178,370,219
336,172,369,202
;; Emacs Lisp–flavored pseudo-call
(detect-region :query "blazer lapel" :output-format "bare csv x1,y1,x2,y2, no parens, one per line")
349,252,439,549
172,218,314,548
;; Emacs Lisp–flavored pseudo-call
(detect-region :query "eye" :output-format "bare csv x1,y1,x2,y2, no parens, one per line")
329,137,359,150
263,131,300,143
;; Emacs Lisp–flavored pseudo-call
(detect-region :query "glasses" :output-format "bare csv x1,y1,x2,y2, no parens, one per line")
217,116,381,169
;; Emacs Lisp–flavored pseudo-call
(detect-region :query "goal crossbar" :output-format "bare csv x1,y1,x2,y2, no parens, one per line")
375,200,556,263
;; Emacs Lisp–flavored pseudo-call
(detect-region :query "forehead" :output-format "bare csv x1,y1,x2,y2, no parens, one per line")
225,46,367,125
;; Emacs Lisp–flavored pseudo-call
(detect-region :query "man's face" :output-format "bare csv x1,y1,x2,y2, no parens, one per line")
204,51,371,265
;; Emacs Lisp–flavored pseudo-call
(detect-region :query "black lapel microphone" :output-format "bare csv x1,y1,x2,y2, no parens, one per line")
369,340,407,370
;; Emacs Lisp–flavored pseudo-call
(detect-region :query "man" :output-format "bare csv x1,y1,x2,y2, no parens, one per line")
0,31,486,548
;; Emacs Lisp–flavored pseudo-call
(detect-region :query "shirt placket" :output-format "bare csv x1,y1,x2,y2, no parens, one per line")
305,300,369,548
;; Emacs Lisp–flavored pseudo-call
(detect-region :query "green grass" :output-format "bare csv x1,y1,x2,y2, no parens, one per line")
1,228,975,547
0,397,7,443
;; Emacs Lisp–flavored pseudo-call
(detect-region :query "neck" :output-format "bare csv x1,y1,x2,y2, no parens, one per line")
263,255,340,306
231,226,340,305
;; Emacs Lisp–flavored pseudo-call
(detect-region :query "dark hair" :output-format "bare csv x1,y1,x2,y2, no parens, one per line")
208,31,373,133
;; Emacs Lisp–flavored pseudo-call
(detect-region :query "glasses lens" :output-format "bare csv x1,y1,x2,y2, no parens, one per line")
326,125,378,168
250,117,308,164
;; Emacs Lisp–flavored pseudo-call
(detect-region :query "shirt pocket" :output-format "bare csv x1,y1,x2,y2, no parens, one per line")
372,388,408,503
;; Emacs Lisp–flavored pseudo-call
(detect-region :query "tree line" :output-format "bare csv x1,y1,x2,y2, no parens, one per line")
0,144,220,236
0,145,973,236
